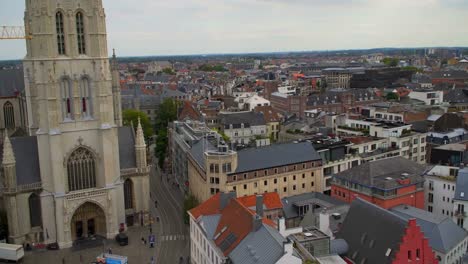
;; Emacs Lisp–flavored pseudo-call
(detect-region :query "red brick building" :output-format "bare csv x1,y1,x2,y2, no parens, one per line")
331,157,426,209
338,199,439,264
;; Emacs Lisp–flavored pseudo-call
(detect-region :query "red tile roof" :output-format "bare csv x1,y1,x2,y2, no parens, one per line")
178,101,201,121
236,192,282,210
189,193,278,256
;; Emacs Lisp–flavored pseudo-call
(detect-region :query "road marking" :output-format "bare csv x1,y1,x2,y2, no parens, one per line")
160,235,186,241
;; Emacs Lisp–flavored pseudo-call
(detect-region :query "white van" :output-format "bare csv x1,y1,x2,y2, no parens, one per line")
0,243,24,263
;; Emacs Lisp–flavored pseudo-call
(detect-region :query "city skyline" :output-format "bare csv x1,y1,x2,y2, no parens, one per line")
1,0,468,60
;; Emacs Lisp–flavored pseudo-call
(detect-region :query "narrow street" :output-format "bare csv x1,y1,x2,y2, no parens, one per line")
150,156,190,264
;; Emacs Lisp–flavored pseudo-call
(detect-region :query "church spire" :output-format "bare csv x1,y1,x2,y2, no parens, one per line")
135,117,146,148
2,134,15,165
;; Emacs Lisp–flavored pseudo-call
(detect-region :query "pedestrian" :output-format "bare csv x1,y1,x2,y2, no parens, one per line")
108,247,112,254
141,237,145,245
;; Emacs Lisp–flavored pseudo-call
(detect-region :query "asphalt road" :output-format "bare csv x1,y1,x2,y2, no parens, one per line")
150,160,189,264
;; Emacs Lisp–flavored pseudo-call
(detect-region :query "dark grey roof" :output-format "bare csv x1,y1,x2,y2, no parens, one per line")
234,142,322,174
330,239,349,255
337,198,407,264
118,126,137,169
200,215,221,240
281,192,345,219
228,224,285,264
10,136,41,185
431,70,468,79
0,69,24,97
455,168,468,201
391,205,468,254
444,88,468,104
219,112,266,129
333,156,427,190
189,139,217,171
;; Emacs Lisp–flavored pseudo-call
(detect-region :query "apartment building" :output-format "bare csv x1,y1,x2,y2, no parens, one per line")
424,165,459,219
454,168,468,231
331,157,426,209
188,192,300,264
409,89,444,106
322,68,354,89
218,111,268,145
188,141,323,202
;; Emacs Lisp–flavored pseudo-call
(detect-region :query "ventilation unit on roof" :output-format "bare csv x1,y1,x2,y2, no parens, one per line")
385,177,393,181
304,232,313,237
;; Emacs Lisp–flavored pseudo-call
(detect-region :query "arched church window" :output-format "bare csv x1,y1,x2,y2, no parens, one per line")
79,77,92,118
3,101,15,129
60,78,73,120
67,147,96,192
76,12,86,54
56,11,66,55
124,179,134,209
28,193,42,228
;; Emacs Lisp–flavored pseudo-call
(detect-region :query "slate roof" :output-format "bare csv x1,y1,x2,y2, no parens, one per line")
118,126,136,169
336,198,408,264
9,136,41,185
281,192,345,219
189,139,217,171
333,156,427,190
444,88,468,104
234,142,322,174
431,70,468,79
219,111,266,129
229,225,285,264
391,205,468,254
0,69,24,97
189,192,285,263
455,168,468,201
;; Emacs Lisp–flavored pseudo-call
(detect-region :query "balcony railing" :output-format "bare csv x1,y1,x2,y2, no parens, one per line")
0,182,42,194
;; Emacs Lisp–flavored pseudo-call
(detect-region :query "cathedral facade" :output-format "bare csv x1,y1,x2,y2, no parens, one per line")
0,0,150,248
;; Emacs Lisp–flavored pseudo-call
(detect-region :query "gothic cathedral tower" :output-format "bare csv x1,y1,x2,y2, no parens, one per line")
22,0,126,247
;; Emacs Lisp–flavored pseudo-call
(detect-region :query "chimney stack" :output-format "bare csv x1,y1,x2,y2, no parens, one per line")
256,195,264,217
220,192,236,210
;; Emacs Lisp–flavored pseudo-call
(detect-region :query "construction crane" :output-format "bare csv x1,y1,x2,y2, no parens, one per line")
0,26,32,40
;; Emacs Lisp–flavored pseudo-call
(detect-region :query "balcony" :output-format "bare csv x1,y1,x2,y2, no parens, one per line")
0,182,42,194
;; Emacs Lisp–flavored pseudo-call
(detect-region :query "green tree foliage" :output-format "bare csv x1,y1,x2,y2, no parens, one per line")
401,66,421,73
122,109,153,138
155,99,179,168
198,64,228,72
184,194,199,224
386,92,399,101
161,68,176,75
382,57,399,67
211,128,230,142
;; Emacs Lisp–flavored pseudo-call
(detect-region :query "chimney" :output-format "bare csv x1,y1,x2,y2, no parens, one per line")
252,215,262,232
256,195,264,217
220,192,236,210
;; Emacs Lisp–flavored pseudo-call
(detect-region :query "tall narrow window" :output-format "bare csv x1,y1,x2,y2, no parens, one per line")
61,78,73,120
124,179,134,209
56,11,66,55
76,12,86,54
3,101,15,129
80,77,92,118
28,193,42,228
67,147,96,192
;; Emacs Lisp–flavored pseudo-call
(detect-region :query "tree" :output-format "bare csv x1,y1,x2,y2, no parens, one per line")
184,194,199,224
386,92,399,101
162,68,175,75
122,109,153,138
154,98,179,169
382,57,399,67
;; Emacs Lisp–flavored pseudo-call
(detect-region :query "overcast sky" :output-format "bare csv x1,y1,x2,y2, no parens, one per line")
1,0,468,60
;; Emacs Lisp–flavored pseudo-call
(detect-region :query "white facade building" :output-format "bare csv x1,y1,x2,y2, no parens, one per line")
409,90,444,105
424,165,459,218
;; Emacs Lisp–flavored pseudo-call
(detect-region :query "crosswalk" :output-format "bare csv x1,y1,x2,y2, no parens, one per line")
158,234,187,242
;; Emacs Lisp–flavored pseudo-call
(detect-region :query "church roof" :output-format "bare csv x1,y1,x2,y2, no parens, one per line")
118,126,137,169
0,69,24,97
0,136,41,186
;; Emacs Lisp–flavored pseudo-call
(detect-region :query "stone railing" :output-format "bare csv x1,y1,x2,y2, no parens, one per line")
65,188,108,201
0,182,42,194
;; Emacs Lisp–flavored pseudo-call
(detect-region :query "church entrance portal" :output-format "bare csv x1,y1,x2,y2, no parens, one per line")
71,202,106,241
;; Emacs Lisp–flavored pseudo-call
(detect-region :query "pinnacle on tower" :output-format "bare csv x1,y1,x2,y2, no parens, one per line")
136,117,146,148
2,134,16,165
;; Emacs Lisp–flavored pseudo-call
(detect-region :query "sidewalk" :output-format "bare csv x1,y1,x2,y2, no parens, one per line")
21,226,158,264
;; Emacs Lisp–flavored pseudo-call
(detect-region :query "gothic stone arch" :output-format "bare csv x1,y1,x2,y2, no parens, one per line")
69,201,107,241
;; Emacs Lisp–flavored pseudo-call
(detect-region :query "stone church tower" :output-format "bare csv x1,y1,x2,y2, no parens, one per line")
0,0,149,248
